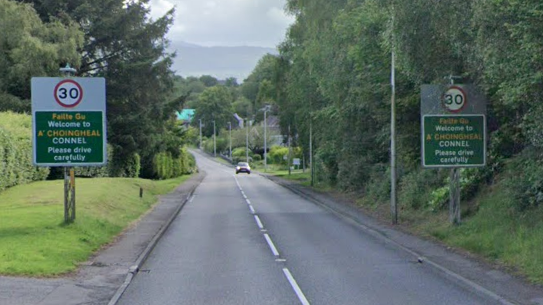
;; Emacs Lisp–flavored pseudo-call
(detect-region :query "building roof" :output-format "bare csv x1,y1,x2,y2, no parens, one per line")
176,109,195,122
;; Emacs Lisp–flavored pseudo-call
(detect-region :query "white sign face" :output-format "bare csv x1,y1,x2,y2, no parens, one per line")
293,158,301,165
442,86,467,113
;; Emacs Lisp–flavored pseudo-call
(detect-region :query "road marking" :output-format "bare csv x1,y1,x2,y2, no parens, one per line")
283,268,310,305
246,199,251,205
254,215,264,229
249,205,256,214
264,234,279,256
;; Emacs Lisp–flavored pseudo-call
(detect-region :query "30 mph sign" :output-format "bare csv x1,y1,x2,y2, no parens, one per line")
31,77,107,167
54,79,83,108
442,86,466,113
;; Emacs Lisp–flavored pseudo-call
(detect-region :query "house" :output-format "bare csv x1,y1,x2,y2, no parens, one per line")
176,109,195,127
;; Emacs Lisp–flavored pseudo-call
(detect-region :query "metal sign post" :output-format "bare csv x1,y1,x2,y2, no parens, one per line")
61,65,76,223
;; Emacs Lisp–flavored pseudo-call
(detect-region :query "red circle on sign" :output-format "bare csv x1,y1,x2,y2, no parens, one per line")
441,85,467,113
54,79,83,108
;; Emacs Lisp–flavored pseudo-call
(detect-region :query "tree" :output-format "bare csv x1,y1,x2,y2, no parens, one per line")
193,86,234,137
199,75,219,87
0,0,83,112
241,54,279,110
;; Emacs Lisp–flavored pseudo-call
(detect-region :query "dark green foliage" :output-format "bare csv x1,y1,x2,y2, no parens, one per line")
506,148,543,212
109,151,141,178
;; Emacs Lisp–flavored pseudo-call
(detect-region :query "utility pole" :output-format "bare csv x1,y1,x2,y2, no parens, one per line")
391,49,398,225
246,118,249,162
199,119,202,150
310,115,313,186
288,124,292,176
264,106,269,171
60,64,77,223
213,120,216,157
228,121,232,160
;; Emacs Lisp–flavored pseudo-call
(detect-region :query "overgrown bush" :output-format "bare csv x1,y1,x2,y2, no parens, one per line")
232,147,252,163
268,146,288,165
0,112,49,192
151,147,195,180
399,168,448,211
506,148,543,212
108,150,141,178
358,164,390,206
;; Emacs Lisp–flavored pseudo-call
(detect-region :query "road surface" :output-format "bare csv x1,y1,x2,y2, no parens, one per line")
118,151,496,305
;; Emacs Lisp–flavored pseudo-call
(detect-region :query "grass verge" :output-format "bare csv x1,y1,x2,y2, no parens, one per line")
0,175,191,276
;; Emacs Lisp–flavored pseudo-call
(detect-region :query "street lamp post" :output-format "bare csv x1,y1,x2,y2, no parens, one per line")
213,120,216,157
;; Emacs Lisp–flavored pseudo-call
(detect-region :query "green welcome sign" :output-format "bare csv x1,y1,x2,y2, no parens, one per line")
422,115,485,167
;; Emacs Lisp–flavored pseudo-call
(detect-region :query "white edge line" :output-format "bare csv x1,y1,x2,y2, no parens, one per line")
264,234,279,256
249,205,256,214
254,215,264,229
283,268,310,305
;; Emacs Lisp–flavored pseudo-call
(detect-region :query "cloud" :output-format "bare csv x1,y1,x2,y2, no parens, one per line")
148,0,175,20
148,0,293,47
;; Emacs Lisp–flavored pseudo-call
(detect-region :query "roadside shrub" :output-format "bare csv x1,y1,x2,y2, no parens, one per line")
151,147,195,180
506,148,543,211
232,147,251,163
268,146,288,165
0,112,49,192
399,168,448,210
108,150,141,178
358,163,390,206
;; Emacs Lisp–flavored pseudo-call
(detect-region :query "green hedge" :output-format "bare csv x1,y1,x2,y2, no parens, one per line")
152,147,196,180
0,112,49,192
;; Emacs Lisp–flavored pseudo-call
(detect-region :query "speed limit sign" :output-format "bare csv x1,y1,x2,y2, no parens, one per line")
54,79,83,108
442,86,467,113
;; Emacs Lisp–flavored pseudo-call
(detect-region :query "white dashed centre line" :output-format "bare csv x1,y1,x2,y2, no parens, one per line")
264,234,280,256
254,215,264,230
283,268,311,305
234,174,310,304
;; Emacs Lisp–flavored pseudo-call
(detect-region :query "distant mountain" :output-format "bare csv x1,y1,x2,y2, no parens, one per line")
169,41,277,81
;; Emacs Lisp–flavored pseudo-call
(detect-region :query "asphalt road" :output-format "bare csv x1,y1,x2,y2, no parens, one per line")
117,152,497,305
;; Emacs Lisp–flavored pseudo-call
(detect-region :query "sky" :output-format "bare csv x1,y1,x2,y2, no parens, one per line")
148,0,295,48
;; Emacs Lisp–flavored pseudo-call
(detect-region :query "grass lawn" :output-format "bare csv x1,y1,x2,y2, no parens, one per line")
0,175,191,276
